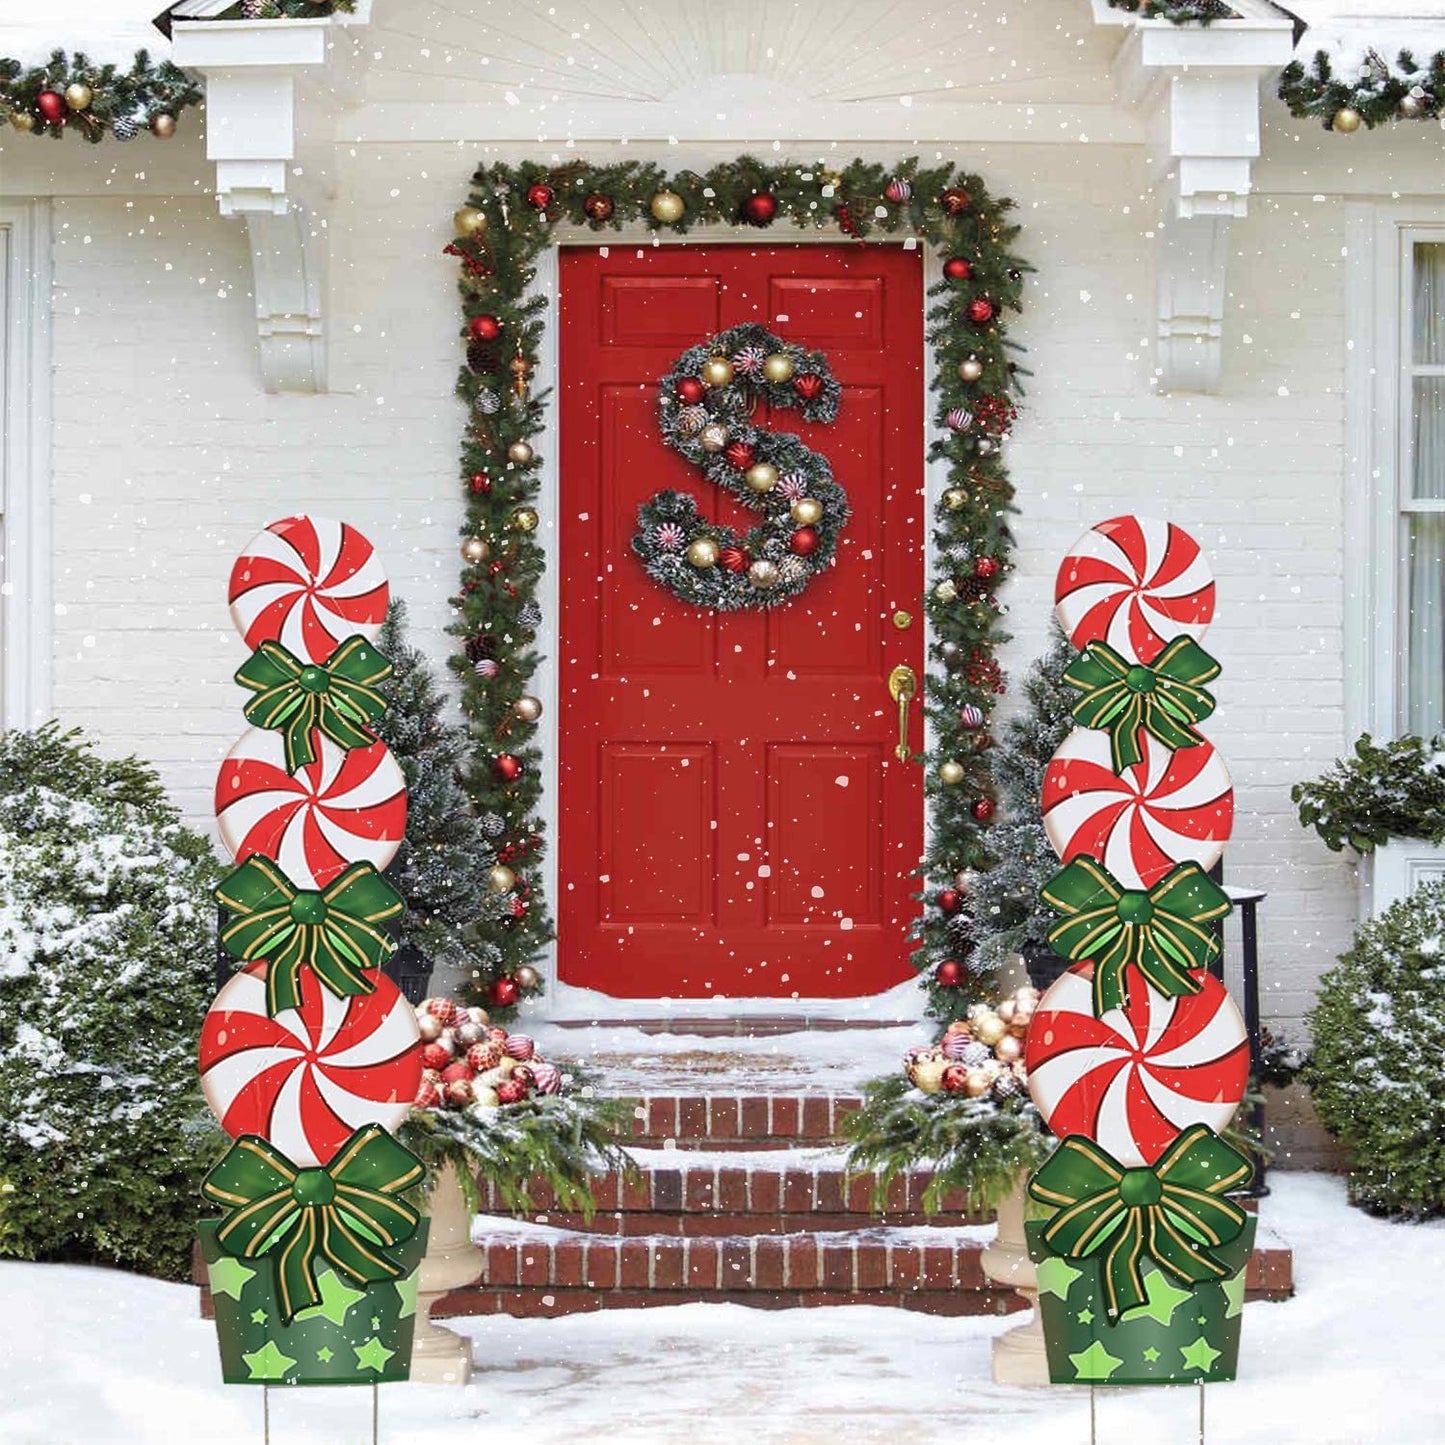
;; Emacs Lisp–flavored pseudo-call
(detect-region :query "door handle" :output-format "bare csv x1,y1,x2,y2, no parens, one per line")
887,665,917,762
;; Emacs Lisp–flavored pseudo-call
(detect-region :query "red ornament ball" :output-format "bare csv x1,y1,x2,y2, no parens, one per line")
583,192,615,222
509,897,528,919
469,313,503,342
966,297,997,326
719,546,751,574
36,91,66,124
960,704,985,730
469,472,491,494
943,257,973,281
489,976,521,1008
420,1042,453,1072
937,888,963,914
525,183,554,211
788,527,820,557
496,1078,528,1105
942,1063,970,1094
676,377,706,406
974,556,1000,579
724,441,755,470
494,753,523,781
971,797,996,822
794,374,825,402
940,188,972,216
439,1061,474,1086
467,1041,502,1072
743,192,778,226
935,959,965,987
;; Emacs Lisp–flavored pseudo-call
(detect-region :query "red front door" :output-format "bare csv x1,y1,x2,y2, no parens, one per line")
557,244,925,998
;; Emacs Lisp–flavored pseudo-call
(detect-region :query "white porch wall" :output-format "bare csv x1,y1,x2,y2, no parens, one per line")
32,127,1361,1032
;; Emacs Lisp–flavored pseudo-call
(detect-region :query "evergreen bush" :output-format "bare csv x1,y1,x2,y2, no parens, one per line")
1307,880,1445,1218
0,725,221,1277
1293,732,1445,853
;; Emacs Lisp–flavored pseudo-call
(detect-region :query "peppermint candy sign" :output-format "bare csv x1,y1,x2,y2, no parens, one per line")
1025,962,1248,1167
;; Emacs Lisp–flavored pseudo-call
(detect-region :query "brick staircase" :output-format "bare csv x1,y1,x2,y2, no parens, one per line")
431,1086,1296,1322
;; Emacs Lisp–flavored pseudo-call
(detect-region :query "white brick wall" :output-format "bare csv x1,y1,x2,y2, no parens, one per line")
29,135,1360,1033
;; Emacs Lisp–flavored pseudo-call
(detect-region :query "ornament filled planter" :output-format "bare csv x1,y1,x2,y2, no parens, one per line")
198,1220,429,1386
1024,1216,1255,1386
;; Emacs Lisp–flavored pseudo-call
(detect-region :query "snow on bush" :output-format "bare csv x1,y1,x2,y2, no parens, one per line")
1308,879,1445,1220
0,725,220,1279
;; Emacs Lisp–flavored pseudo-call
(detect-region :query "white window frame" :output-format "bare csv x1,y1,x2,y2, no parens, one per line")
0,200,53,731
1344,201,1445,740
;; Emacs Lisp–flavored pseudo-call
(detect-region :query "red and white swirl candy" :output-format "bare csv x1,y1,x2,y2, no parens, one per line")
199,962,422,1168
229,514,390,665
1054,515,1215,663
1025,962,1248,1167
214,727,407,889
1042,726,1233,890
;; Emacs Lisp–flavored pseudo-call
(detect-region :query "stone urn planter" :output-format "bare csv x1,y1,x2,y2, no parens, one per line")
979,1172,1049,1386
410,1163,481,1385
1360,838,1445,922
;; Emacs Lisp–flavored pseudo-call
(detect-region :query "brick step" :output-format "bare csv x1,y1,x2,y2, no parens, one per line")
627,1093,862,1149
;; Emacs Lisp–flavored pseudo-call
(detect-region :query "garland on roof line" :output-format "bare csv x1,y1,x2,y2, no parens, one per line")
1106,0,1238,23
1279,48,1445,131
444,156,1030,1021
224,1,356,17
0,50,200,140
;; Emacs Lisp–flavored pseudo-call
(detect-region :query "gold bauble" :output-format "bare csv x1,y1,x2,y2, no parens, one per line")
486,864,516,894
744,462,778,494
934,579,958,603
515,964,540,990
64,83,93,112
938,759,966,785
149,112,177,139
957,356,984,383
911,1057,948,1095
942,487,968,511
791,497,824,526
513,694,543,723
700,356,734,388
687,538,720,569
1332,107,1363,134
973,1014,1007,1047
507,440,535,465
996,1000,1017,1025
9,111,35,132
761,351,795,383
964,1069,993,1099
510,507,540,532
1400,93,1425,119
460,536,490,564
699,422,730,453
454,205,489,237
649,190,685,223
748,559,781,589
994,1034,1023,1064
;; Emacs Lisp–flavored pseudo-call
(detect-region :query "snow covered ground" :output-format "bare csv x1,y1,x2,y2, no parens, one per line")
1,1173,1438,1444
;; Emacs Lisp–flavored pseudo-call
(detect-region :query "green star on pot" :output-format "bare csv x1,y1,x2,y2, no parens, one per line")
249,1309,267,1326
316,1347,334,1364
1142,1346,1161,1363
1222,1270,1246,1319
1068,1340,1124,1383
1077,1308,1095,1325
207,1257,256,1303
1035,1255,1083,1301
394,1271,420,1319
1131,1268,1193,1327
293,1267,367,1328
242,1341,297,1382
353,1337,396,1374
1180,1336,1223,1373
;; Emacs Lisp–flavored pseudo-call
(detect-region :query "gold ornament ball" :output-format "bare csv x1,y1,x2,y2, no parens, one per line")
954,870,971,891
687,538,720,569
994,1034,1024,1064
748,559,781,589
9,111,35,132
911,1057,948,1095
974,1013,1007,1047
64,83,93,112
964,1069,993,1098
958,356,984,383
149,112,177,139
510,507,540,533
507,440,535,466
997,1000,1017,1025
486,864,516,894
513,694,543,723
700,356,734,388
745,462,778,494
454,205,489,237
791,497,824,526
650,190,685,224
1332,107,1363,134
942,487,968,512
761,351,796,383
460,536,490,564
934,579,958,603
515,964,541,990
1399,93,1425,119
699,422,730,453
938,759,966,785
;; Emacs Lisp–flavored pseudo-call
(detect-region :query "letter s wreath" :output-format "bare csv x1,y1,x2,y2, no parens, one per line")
632,323,848,609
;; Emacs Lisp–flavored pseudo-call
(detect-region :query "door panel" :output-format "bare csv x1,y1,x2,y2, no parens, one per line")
558,244,925,998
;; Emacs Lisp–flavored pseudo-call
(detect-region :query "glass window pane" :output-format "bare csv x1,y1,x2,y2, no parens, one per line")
1406,513,1445,738
1415,242,1445,365
1414,376,1445,500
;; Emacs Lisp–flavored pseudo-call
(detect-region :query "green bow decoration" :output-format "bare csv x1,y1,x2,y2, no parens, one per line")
1028,1125,1253,1324
235,635,393,775
202,1125,425,1325
215,856,405,1017
1041,856,1231,1016
1063,637,1221,774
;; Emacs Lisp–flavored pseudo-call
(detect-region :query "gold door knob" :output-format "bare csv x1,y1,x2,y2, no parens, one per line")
887,665,917,762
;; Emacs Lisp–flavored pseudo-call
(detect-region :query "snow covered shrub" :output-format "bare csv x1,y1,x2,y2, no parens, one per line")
1294,732,1445,853
1307,880,1445,1219
0,725,221,1278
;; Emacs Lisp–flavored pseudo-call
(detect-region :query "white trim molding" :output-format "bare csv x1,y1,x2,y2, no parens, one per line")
0,201,54,731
